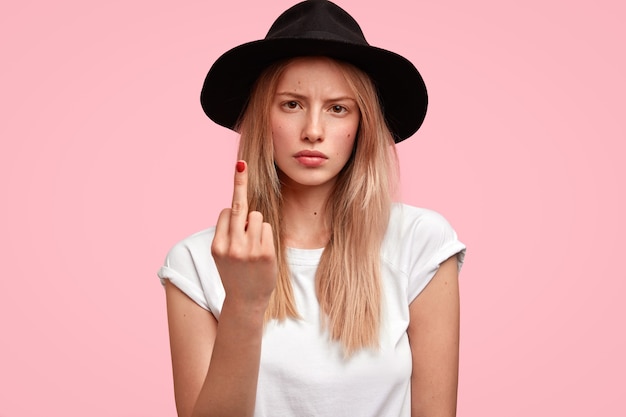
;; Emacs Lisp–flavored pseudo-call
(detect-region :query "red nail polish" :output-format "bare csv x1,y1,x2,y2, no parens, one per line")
236,161,245,173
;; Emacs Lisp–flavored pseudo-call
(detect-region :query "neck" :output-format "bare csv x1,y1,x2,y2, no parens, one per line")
280,183,333,249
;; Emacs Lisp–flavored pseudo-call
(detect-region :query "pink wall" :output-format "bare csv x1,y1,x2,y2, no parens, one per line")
1,0,624,415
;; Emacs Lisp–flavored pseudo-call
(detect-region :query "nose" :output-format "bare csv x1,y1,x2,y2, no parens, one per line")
302,110,324,142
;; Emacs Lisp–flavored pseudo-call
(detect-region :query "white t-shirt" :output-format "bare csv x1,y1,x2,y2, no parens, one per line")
158,203,466,417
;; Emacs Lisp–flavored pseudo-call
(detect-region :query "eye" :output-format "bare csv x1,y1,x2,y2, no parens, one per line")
283,101,299,109
330,105,347,114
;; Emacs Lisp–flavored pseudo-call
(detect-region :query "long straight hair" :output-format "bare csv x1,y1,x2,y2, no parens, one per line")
235,57,398,356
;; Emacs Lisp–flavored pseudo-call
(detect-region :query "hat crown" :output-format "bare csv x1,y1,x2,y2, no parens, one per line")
266,0,368,45
201,0,428,142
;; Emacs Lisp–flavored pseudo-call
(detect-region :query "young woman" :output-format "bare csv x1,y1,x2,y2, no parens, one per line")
158,1,466,416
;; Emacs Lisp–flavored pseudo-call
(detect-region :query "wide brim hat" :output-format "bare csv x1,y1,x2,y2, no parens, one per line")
200,0,428,143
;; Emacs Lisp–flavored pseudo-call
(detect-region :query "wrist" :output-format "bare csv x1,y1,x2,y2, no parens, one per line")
221,296,268,322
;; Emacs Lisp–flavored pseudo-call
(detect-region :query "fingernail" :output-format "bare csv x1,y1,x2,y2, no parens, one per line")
236,161,245,173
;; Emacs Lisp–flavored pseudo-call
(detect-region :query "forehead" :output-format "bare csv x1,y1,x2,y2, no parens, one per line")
276,57,353,94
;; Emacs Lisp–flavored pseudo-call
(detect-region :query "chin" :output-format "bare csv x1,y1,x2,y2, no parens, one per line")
281,173,337,189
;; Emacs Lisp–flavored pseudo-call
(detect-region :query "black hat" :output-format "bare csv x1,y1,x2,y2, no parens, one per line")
200,0,428,142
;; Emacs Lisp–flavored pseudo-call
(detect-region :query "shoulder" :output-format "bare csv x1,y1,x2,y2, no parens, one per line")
385,203,460,250
160,226,218,277
158,227,223,313
389,203,452,227
164,227,216,263
382,203,465,300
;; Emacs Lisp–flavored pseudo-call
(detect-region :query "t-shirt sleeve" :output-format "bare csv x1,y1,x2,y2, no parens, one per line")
157,228,223,313
404,209,466,303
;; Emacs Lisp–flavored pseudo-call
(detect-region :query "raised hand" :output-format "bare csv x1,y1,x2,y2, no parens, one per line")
211,160,277,310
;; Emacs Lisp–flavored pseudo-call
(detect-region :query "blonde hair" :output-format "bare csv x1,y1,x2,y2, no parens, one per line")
236,58,398,356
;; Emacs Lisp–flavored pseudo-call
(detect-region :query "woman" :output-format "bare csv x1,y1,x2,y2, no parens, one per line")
158,1,466,416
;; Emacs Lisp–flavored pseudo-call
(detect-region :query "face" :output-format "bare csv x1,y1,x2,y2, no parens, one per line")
270,57,360,191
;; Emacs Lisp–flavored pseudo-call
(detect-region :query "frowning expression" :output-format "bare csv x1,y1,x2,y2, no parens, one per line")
270,57,360,191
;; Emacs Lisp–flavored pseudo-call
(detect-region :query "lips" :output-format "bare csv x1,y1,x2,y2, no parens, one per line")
294,150,328,167
294,150,328,158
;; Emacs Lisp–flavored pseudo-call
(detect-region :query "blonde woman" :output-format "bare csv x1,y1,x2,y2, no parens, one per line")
158,1,466,416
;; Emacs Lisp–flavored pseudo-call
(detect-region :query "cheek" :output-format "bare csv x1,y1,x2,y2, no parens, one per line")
271,127,285,149
347,118,359,141
270,111,283,133
346,125,358,146
337,133,356,157
270,115,293,142
270,118,283,142
344,132,355,148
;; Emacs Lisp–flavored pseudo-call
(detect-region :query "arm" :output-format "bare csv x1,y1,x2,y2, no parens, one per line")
166,160,276,417
165,281,217,417
408,255,460,417
166,280,268,417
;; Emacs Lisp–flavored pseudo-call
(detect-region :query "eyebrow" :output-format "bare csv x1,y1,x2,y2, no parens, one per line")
275,92,356,102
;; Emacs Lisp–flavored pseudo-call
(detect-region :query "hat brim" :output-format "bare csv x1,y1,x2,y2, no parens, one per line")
200,38,427,142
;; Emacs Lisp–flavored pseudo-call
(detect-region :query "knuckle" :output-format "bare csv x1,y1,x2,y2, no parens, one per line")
211,242,226,258
250,251,272,265
248,211,264,222
258,249,276,263
231,202,245,215
248,252,262,262
227,246,246,260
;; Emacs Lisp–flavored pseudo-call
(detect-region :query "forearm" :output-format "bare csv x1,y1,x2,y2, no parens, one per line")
192,298,267,417
188,161,275,417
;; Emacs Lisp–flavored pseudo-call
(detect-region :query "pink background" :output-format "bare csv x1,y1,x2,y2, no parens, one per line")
1,0,624,415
